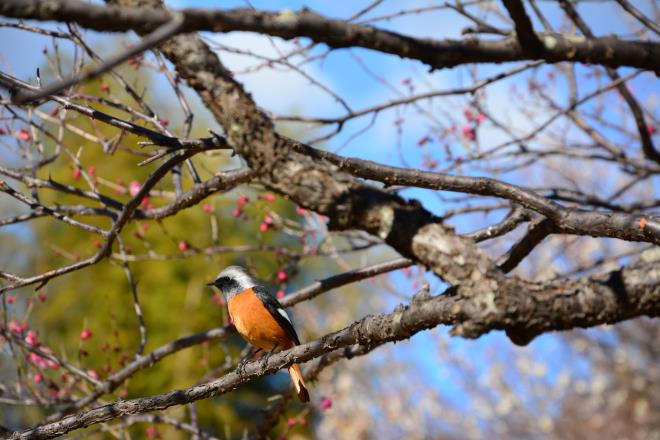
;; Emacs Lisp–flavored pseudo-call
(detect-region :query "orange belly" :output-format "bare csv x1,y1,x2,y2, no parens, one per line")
227,288,293,351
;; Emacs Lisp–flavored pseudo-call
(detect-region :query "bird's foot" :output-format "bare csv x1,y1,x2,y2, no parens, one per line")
260,345,278,370
236,347,261,377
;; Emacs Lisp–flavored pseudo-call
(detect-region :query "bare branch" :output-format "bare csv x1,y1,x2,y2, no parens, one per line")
288,141,660,245
502,0,545,56
0,0,658,71
13,12,185,104
558,0,659,165
497,217,555,273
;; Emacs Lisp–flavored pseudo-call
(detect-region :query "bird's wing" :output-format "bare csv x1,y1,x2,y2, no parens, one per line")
252,285,301,346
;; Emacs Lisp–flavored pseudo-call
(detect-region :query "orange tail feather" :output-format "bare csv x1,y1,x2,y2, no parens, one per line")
288,363,310,403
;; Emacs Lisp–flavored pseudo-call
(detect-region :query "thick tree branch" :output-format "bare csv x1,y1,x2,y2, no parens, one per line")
0,0,658,71
289,142,660,245
7,258,660,439
100,0,657,332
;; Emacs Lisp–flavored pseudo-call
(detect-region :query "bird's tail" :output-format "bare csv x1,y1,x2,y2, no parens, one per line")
288,363,310,403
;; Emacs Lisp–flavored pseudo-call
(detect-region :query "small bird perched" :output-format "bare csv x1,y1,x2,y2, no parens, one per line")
208,265,310,403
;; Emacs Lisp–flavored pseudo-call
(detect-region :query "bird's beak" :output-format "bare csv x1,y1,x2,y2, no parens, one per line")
207,281,215,287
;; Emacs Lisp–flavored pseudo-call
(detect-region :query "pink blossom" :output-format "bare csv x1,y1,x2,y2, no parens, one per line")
129,181,141,197
647,125,657,135
140,197,151,210
80,328,93,341
6,296,15,304
276,290,285,299
320,396,333,410
259,223,269,233
159,119,169,127
232,208,242,218
202,203,214,213
29,352,47,368
476,113,486,124
87,369,99,379
277,271,288,282
38,292,47,302
178,241,189,252
286,418,297,427
8,321,24,333
237,195,249,207
46,358,59,370
146,425,158,439
462,125,476,141
87,166,96,175
423,159,438,169
73,168,81,180
263,193,275,202
25,331,39,346
295,206,306,215
263,215,274,225
33,373,43,383
16,129,32,141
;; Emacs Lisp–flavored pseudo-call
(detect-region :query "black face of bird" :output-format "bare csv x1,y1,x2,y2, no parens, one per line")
208,276,239,297
207,265,256,299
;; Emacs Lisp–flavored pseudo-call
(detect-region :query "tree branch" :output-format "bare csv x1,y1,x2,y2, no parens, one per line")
13,12,185,104
288,141,660,245
0,0,658,71
7,258,660,439
502,0,545,56
558,0,659,165
497,217,555,273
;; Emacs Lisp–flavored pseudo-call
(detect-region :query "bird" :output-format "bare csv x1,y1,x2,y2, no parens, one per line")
208,265,310,403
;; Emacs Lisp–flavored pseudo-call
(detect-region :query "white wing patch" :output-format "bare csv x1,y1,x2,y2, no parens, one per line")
277,307,292,324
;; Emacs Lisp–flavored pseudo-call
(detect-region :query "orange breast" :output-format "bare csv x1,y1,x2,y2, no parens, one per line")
227,288,293,351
